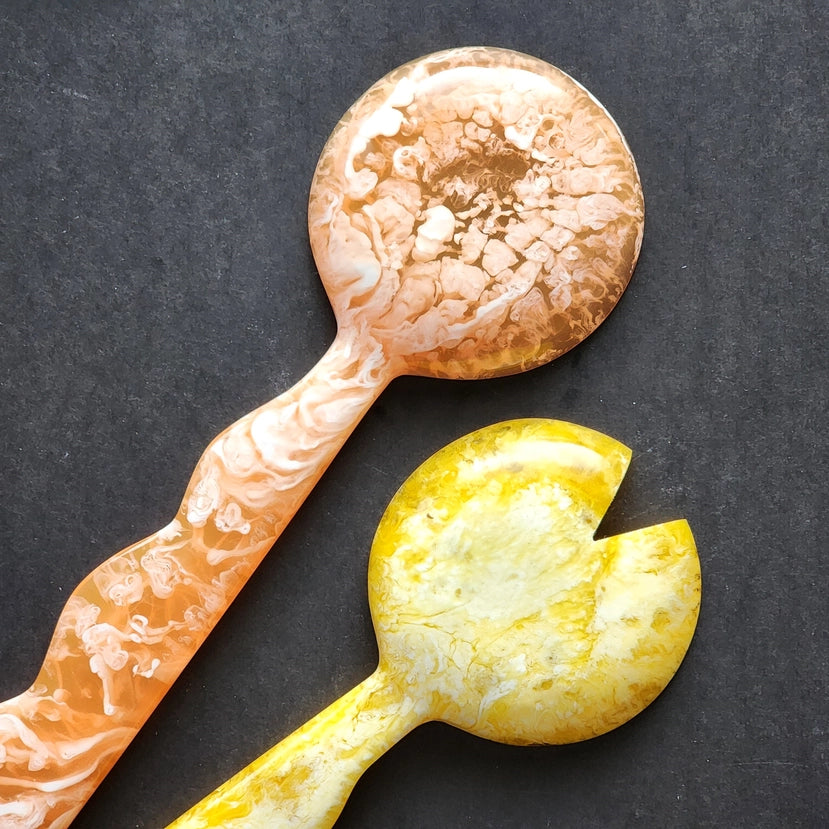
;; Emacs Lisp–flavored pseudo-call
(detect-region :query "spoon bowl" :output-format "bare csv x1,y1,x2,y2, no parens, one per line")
310,47,644,378
370,419,697,745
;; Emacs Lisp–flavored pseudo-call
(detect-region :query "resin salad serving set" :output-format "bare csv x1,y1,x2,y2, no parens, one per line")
0,47,699,829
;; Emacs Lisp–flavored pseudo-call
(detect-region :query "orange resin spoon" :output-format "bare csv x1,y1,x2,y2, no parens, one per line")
0,47,643,828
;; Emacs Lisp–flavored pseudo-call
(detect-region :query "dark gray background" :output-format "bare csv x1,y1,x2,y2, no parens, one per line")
1,1,826,826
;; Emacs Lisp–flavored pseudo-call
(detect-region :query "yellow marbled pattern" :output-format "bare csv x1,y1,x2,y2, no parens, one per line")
169,420,700,829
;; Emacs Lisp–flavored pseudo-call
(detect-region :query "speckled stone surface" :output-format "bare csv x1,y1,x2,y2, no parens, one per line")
0,2,826,827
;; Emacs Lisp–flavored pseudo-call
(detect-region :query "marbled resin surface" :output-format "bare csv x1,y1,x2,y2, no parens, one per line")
0,340,384,829
310,47,644,378
169,420,700,829
0,48,643,827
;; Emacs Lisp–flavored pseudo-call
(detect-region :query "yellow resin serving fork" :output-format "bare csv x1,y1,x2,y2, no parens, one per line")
169,420,700,829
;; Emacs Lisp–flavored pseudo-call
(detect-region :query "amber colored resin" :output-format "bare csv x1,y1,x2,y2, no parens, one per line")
0,48,643,827
168,420,700,829
310,47,644,378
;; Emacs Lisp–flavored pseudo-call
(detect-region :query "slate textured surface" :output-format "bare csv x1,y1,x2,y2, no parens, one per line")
1,1,826,827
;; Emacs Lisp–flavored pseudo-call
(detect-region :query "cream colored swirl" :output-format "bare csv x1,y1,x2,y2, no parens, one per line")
0,334,391,828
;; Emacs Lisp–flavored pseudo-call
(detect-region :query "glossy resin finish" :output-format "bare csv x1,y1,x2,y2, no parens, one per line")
310,47,644,378
0,48,643,827
170,421,700,829
0,340,385,829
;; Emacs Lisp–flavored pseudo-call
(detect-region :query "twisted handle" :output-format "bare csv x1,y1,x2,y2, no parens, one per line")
0,330,392,828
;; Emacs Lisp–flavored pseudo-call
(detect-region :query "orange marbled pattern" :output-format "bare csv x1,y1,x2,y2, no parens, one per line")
0,47,643,827
0,338,389,828
310,47,643,378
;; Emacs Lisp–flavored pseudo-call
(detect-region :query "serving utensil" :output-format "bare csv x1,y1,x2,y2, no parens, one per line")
169,420,700,828
0,47,643,827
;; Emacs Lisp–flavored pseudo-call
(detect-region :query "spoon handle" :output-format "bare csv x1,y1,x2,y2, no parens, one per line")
0,330,392,828
167,668,418,829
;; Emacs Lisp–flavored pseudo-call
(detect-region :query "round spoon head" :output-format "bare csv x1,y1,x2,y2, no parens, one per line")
309,48,644,379
368,420,700,744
